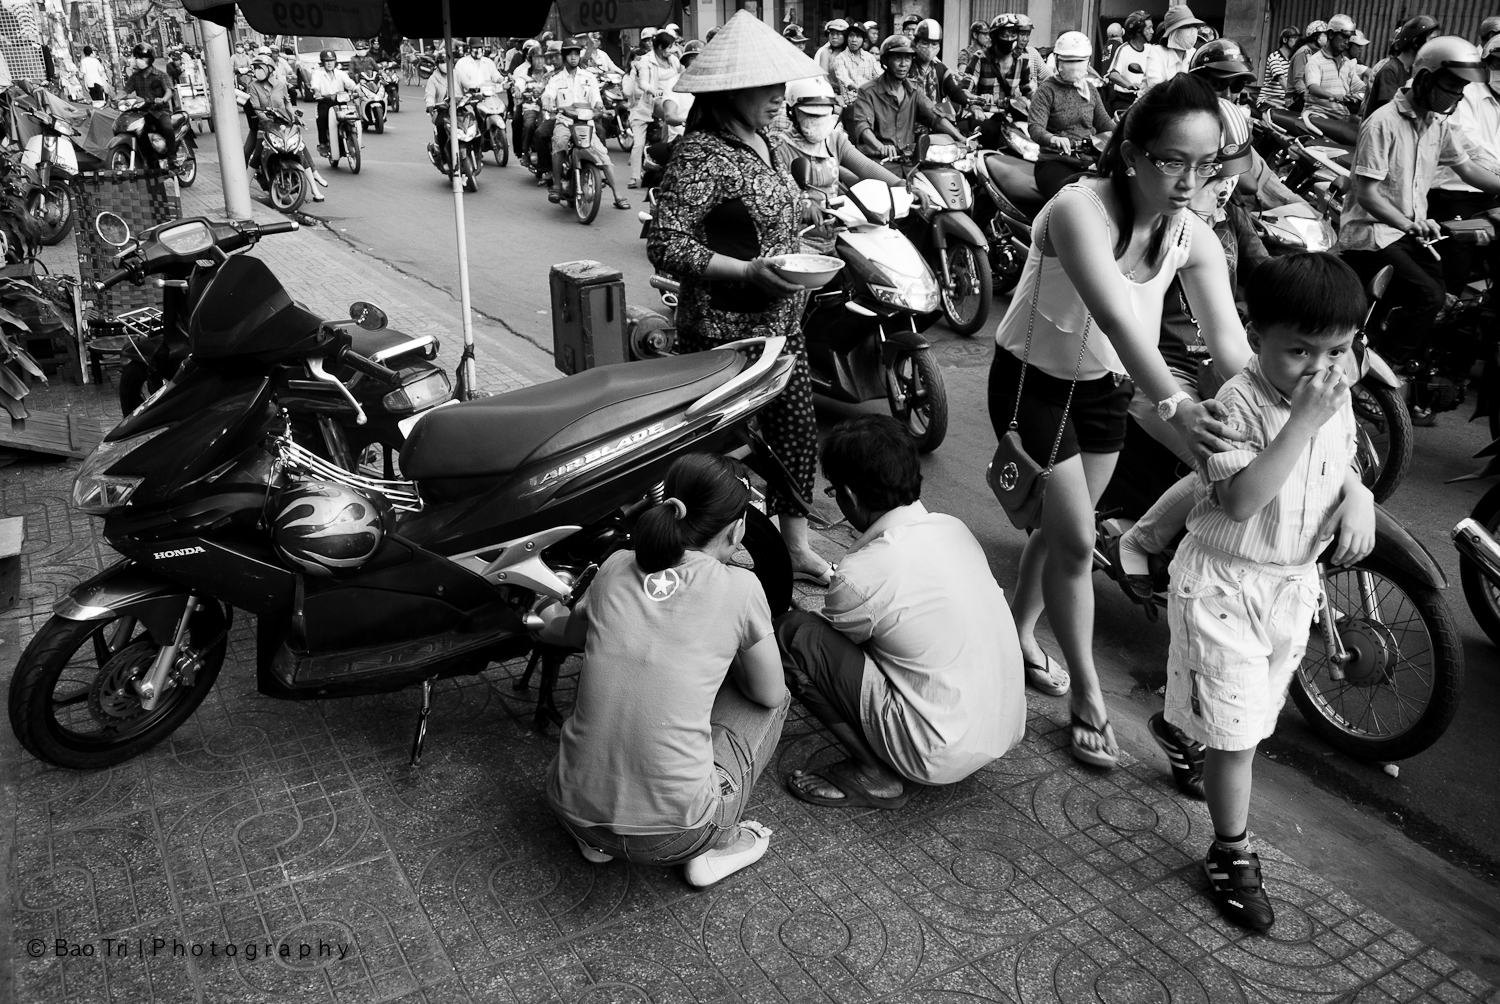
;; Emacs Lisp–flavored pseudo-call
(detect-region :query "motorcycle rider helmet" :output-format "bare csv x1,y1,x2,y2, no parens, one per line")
251,54,275,74
969,19,989,37
319,49,336,64
560,36,585,53
1393,15,1441,54
1326,13,1356,36
680,39,705,67
1014,14,1034,34
1124,11,1152,39
914,19,941,45
1189,39,1255,87
521,38,540,54
990,13,1019,35
131,43,154,63
415,55,437,79
1216,98,1253,175
1412,35,1487,85
879,34,916,61
786,74,837,111
1052,31,1092,59
1106,22,1125,40
782,24,808,43
273,481,385,577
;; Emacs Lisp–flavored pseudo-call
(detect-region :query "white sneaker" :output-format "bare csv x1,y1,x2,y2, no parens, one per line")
572,834,613,864
312,171,329,188
683,821,772,889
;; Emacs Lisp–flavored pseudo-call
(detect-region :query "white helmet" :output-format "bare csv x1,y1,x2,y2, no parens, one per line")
786,75,838,111
914,19,942,44
1052,31,1092,59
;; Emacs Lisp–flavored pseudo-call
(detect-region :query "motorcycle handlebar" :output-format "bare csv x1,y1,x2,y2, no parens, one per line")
97,266,135,290
338,346,400,385
256,219,299,235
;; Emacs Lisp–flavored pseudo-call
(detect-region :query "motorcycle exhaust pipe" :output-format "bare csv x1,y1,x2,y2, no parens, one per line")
1454,517,1500,584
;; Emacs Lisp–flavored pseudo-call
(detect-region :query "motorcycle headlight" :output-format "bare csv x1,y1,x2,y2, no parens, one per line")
922,143,961,165
73,426,170,514
381,369,452,415
870,281,941,314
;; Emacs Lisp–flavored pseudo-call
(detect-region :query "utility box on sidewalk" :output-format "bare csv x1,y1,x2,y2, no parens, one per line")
550,260,627,375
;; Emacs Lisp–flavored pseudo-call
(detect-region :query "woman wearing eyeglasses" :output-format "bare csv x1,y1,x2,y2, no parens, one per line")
985,73,1251,768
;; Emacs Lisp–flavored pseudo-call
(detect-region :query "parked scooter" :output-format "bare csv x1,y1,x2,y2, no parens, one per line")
21,107,79,245
428,91,483,192
107,96,197,186
477,83,510,167
896,133,992,336
8,242,801,770
250,108,312,212
356,71,386,134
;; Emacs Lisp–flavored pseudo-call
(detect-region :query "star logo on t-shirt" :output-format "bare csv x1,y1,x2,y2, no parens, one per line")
643,567,680,601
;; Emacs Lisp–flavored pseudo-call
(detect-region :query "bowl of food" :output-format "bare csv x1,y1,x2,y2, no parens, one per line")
768,253,844,289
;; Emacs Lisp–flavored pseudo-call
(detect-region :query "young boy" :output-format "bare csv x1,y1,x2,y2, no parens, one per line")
1165,252,1375,932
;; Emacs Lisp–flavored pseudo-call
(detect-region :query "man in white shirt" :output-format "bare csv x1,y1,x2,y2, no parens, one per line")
626,28,679,186
777,417,1026,808
449,39,488,92
543,37,629,209
1430,35,1500,296
79,45,107,101
309,50,357,158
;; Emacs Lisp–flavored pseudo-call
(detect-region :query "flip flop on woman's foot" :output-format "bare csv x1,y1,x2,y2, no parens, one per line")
1070,710,1119,768
785,760,910,809
1023,651,1070,696
613,197,631,210
683,821,772,888
792,563,838,588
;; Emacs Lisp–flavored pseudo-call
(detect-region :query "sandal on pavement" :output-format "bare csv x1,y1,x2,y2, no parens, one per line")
683,821,772,888
1070,712,1119,769
572,833,613,864
1023,651,1070,697
613,198,631,210
792,563,837,588
547,190,560,204
1148,711,1205,799
785,760,911,809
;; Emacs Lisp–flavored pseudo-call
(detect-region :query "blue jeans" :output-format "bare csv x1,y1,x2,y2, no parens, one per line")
552,683,789,866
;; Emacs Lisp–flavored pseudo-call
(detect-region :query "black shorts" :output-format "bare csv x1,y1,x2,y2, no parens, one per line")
987,346,1132,462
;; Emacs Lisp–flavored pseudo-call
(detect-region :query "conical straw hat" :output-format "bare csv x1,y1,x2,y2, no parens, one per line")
674,10,826,93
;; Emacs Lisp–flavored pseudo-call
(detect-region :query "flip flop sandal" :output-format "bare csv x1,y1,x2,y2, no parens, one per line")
1023,651,1070,696
1070,712,1119,769
784,760,911,809
613,198,632,210
792,563,838,588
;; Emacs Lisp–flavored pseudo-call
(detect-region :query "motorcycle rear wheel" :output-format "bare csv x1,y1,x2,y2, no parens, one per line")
939,242,993,337
1459,482,1500,648
885,347,949,453
27,183,73,246
1351,380,1412,504
269,165,306,212
575,163,601,225
1290,559,1463,760
8,602,230,769
176,154,197,187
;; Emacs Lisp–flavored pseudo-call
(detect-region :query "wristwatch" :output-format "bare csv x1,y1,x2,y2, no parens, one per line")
1156,391,1192,421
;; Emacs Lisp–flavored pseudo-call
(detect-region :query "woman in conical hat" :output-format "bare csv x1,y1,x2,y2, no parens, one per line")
647,11,834,583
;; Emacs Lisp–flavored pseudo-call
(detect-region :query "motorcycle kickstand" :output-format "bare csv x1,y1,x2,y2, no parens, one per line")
517,644,567,730
409,675,438,766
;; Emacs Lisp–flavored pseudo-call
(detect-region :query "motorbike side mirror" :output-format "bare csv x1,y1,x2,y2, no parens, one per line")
94,212,131,247
790,156,812,190
349,301,389,330
1368,265,1393,303
1128,63,1142,73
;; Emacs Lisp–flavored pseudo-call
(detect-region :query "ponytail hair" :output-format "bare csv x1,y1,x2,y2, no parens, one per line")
633,453,753,573
1097,72,1219,264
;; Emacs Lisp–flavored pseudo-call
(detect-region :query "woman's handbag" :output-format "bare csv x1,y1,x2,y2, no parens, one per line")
987,209,1092,531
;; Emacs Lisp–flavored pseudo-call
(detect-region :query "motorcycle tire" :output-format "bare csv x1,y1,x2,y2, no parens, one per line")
345,127,362,175
885,347,949,453
374,109,385,135
27,183,73,246
1290,557,1463,761
269,165,306,212
8,601,231,769
736,507,793,617
390,90,400,113
574,163,601,225
616,112,634,150
491,125,509,167
1459,482,1500,648
176,154,197,187
107,148,132,172
117,360,159,416
1351,379,1412,504
461,150,478,193
939,242,993,338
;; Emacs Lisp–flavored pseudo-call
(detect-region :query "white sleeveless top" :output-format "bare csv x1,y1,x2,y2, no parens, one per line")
994,182,1193,381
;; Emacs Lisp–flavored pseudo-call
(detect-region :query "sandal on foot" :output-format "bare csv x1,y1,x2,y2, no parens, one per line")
613,198,631,210
1070,712,1119,768
792,563,838,588
1023,651,1070,697
572,834,613,864
1148,711,1205,799
684,820,772,888
785,760,910,809
1103,533,1159,620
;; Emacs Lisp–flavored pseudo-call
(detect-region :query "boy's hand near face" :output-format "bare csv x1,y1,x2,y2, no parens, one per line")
1320,472,1375,567
1288,366,1350,434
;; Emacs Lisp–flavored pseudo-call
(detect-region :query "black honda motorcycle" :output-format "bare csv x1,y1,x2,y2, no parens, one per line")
9,226,801,769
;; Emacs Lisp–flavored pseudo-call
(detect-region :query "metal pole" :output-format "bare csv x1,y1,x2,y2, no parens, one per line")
202,20,252,221
99,0,122,93
442,0,478,398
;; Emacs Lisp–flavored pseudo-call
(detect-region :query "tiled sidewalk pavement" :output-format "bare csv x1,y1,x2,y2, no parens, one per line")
1,172,1498,1003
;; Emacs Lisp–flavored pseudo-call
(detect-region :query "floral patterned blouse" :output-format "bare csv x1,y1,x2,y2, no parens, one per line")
647,127,804,344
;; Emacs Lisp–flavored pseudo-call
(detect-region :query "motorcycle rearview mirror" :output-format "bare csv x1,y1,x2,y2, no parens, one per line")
1368,265,1394,305
349,301,389,330
95,212,131,247
1128,63,1142,74
790,156,812,190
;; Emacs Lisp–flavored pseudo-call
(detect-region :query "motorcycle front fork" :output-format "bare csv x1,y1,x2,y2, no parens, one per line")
1313,563,1383,681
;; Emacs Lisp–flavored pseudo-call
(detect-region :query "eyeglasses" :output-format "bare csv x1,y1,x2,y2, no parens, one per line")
1143,151,1221,178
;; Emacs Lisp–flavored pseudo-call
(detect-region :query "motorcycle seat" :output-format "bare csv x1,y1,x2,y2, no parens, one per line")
983,152,1044,218
401,351,743,481
1268,109,1307,134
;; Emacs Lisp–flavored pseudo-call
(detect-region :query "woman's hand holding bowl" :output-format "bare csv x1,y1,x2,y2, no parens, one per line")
744,257,807,297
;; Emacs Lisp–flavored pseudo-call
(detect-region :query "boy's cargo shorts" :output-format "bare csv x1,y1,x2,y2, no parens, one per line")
1164,537,1321,751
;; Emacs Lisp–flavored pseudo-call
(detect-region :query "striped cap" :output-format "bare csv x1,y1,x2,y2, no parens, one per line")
1218,98,1253,176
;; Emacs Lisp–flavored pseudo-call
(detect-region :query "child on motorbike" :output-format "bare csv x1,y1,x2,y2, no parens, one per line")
539,453,790,888
1159,251,1374,932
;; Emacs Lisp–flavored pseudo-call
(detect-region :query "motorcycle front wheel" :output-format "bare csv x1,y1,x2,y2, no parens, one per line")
885,347,949,453
269,165,306,212
8,602,230,769
939,242,993,337
390,90,401,112
574,162,601,225
1290,559,1463,760
461,149,479,192
1459,482,1500,647
176,154,197,187
27,182,73,245
491,125,509,166
345,125,362,174
1351,379,1412,504
107,148,132,172
374,108,385,134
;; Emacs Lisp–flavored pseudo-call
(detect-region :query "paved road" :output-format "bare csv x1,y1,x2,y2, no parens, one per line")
232,88,1500,964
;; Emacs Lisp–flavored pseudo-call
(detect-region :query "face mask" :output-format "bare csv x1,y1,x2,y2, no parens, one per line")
1491,68,1500,91
796,111,836,142
993,38,1015,55
1057,61,1086,83
1169,27,1198,51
